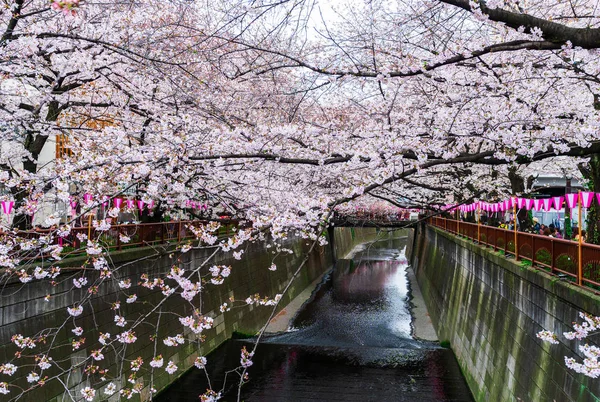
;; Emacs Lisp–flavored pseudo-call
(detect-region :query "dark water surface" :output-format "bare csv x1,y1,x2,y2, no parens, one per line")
157,233,474,401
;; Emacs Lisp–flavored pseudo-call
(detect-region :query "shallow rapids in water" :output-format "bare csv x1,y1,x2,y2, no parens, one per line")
157,232,474,401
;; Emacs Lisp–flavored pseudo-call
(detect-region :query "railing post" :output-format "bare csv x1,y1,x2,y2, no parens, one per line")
477,206,481,244
532,235,536,267
177,220,182,243
140,223,145,245
493,228,497,252
161,222,165,243
87,213,93,241
551,239,555,274
117,226,122,251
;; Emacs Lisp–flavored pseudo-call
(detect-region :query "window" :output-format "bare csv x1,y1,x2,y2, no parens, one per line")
55,134,72,159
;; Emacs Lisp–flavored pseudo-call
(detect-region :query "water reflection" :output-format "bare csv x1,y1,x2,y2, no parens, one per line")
157,232,473,401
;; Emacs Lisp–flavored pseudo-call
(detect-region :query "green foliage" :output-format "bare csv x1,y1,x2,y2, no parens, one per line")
580,154,600,244
583,262,600,284
585,204,600,244
507,241,515,253
525,210,534,231
520,260,532,267
535,249,552,266
440,340,451,348
556,254,576,274
565,216,572,239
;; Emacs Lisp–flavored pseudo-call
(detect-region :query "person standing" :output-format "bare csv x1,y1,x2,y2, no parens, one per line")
532,218,541,234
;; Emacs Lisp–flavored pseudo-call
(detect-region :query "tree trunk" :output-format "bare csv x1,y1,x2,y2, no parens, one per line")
508,166,531,230
579,154,600,244
11,101,60,229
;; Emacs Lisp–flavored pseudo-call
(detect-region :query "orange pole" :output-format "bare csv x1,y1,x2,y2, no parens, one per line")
456,208,459,235
578,191,582,286
87,213,92,240
513,199,518,261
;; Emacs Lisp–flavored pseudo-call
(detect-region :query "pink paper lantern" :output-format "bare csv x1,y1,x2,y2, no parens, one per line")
525,199,534,210
552,196,564,210
113,198,123,209
542,198,552,211
566,193,578,209
580,192,595,208
126,199,135,209
84,193,93,204
70,199,78,216
533,199,543,211
517,198,526,209
1,201,14,215
137,200,145,211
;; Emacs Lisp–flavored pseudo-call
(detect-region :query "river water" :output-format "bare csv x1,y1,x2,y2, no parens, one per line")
157,232,473,401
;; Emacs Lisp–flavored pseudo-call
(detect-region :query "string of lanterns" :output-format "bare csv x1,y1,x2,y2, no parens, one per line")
0,195,214,218
444,192,597,214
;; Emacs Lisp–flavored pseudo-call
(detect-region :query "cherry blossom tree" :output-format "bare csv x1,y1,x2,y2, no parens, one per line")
3,0,600,400
538,312,600,379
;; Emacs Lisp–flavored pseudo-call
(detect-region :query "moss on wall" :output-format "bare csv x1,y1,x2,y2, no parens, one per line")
413,224,600,402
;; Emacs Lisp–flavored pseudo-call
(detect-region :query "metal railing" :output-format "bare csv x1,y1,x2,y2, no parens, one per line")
333,217,413,226
429,217,600,292
14,220,239,261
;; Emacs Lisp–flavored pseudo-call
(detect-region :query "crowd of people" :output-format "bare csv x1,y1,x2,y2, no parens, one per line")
497,218,587,242
470,212,587,242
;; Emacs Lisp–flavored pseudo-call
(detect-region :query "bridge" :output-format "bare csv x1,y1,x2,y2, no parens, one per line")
332,215,417,228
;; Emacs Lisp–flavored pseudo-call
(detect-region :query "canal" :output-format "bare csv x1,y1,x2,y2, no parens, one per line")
157,231,473,401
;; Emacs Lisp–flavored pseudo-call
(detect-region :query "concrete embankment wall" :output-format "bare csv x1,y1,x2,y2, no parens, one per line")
1,227,373,401
412,224,600,402
333,226,380,259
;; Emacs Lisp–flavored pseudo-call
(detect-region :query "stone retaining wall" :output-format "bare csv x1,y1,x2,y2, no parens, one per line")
412,224,600,402
1,227,376,401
